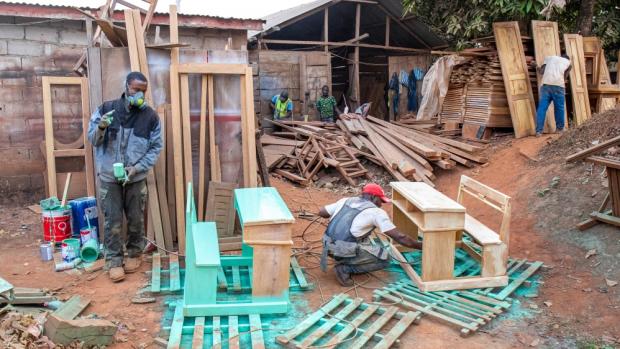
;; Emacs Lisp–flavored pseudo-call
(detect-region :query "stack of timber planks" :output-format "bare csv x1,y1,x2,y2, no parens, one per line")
266,115,487,187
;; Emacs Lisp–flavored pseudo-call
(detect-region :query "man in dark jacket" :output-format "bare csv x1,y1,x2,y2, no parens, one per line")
88,71,162,282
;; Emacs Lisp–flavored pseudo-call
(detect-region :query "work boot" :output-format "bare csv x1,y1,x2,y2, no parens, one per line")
335,265,354,287
109,267,125,282
124,257,142,273
535,132,542,138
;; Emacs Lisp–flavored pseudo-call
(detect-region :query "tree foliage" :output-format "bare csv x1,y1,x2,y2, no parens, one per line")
404,0,620,57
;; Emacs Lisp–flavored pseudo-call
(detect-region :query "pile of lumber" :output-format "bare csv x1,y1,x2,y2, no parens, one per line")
264,116,488,187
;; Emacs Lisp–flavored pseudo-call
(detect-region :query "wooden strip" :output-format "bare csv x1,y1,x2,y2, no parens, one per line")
191,317,205,349
228,315,239,349
198,75,208,221
249,314,265,349
298,298,363,348
289,256,309,289
52,295,90,320
275,294,347,344
566,136,620,162
170,64,185,254
169,254,181,291
373,310,417,349
207,76,219,182
156,107,174,251
42,77,57,198
80,79,95,197
242,67,258,187
348,306,398,349
494,261,543,300
167,302,184,349
217,267,228,290
180,74,193,202
212,316,221,349
231,266,242,292
151,253,161,293
322,304,379,347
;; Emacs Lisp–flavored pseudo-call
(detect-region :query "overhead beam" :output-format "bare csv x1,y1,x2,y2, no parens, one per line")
376,3,431,49
260,39,429,53
323,7,328,53
385,15,390,46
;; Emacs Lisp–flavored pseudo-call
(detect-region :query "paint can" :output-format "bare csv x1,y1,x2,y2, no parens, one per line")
61,238,80,262
68,197,98,238
80,238,99,263
39,242,54,261
42,208,72,242
79,227,98,245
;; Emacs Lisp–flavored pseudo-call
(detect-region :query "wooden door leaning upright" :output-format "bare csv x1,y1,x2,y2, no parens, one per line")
493,22,537,138
564,34,591,125
532,20,567,133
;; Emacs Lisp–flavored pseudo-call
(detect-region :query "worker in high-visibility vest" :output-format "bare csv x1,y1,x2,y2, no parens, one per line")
270,91,293,120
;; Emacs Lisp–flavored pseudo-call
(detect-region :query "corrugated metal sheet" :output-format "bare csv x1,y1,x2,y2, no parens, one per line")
251,0,445,49
0,0,264,24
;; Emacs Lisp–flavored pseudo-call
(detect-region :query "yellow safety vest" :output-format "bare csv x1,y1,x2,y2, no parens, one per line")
275,97,291,118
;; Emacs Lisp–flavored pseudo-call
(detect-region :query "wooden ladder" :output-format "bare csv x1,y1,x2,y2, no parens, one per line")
321,143,371,185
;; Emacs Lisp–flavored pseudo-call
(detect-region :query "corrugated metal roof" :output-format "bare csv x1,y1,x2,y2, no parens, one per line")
0,0,264,24
251,0,445,49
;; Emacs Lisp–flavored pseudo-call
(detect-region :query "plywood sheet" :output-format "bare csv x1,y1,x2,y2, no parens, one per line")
532,20,566,132
564,34,591,125
493,22,536,138
205,181,237,237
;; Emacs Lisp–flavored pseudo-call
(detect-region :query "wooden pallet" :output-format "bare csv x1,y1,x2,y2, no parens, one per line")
148,255,310,294
276,294,419,348
165,301,266,349
373,280,510,336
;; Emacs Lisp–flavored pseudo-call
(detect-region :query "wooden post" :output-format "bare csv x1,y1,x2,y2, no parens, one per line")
385,15,390,47
617,49,620,85
353,3,361,109
198,75,208,221
323,8,329,53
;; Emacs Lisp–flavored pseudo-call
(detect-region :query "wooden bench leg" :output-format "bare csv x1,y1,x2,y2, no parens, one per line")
481,243,507,277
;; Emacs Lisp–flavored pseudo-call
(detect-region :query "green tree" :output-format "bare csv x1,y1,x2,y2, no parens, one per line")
403,0,619,57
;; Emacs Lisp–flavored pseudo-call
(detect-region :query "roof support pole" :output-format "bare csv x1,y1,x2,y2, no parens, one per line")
323,7,329,53
353,2,361,109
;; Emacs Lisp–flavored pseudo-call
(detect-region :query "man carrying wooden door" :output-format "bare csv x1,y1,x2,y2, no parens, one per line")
88,71,163,282
535,54,571,137
318,183,422,286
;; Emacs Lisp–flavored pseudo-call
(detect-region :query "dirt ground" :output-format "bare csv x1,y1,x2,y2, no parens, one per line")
1,118,619,348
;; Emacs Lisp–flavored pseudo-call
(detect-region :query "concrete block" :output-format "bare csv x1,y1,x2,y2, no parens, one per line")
53,85,82,103
0,101,42,118
25,26,59,42
0,56,21,70
8,40,44,56
30,173,44,191
21,56,58,73
22,87,43,103
59,29,88,46
0,40,6,54
0,147,44,176
0,77,33,87
0,26,24,39
49,19,84,31
0,87,24,102
0,175,32,193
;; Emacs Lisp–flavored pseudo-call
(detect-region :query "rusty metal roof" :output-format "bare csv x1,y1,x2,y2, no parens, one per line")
0,0,264,30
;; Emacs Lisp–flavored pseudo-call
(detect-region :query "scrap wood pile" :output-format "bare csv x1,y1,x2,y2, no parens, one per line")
264,115,488,187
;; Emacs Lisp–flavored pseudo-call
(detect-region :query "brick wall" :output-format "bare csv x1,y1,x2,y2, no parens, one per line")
0,14,248,198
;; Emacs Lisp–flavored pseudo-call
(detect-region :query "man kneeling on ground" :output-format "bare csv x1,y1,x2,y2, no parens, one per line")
318,183,422,286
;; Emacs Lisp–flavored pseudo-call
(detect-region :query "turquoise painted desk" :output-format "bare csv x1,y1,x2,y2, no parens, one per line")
234,187,295,300
182,184,295,317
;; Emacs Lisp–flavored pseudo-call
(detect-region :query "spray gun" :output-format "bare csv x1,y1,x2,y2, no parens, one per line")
113,162,129,185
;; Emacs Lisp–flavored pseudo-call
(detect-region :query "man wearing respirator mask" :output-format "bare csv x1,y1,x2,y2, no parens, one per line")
88,71,163,282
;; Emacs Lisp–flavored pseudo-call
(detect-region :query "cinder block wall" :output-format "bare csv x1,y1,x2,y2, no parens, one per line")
0,14,248,198
0,15,87,197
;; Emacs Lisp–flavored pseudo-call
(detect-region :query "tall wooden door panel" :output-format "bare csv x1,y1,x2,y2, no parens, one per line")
564,34,591,125
532,20,567,132
493,22,536,138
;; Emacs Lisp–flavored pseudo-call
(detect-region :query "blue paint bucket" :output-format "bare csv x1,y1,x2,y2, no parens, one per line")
68,197,98,238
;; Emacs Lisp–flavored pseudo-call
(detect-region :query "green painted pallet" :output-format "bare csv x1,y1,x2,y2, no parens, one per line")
276,294,420,349
164,300,266,348
148,255,311,295
376,256,544,335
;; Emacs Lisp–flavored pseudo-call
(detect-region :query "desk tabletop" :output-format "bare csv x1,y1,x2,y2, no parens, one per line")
391,182,465,213
234,187,295,226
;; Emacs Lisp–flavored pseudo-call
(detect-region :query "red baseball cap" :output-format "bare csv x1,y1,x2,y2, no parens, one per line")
362,183,390,203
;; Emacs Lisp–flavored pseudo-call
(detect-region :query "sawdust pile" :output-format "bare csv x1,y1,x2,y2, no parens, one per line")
540,106,620,160
0,311,85,349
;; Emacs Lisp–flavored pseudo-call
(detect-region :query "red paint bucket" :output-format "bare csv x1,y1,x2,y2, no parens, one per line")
42,209,72,243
